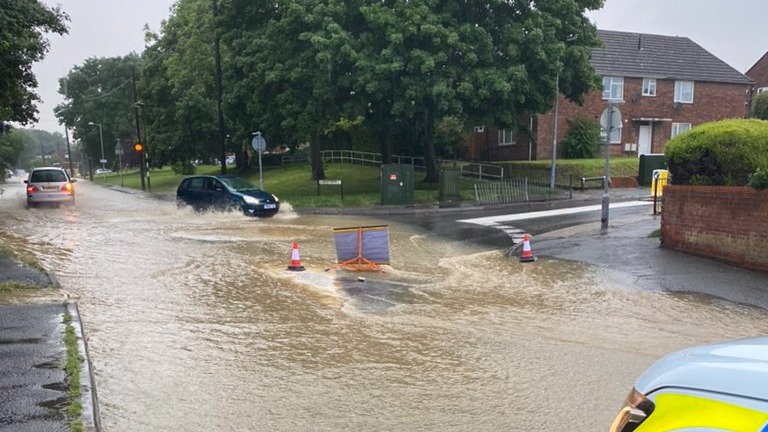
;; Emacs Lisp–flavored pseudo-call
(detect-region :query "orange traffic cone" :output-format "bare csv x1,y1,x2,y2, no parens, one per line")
519,234,536,263
287,241,306,271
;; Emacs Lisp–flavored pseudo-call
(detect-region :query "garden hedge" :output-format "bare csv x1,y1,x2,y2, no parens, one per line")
665,119,768,186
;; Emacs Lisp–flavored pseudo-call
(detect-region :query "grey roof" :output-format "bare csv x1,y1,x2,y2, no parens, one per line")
592,29,752,85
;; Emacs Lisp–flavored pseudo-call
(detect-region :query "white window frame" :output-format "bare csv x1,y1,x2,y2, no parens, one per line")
642,78,657,96
473,126,485,133
602,76,624,100
498,129,516,146
671,122,692,138
674,81,694,103
757,87,768,94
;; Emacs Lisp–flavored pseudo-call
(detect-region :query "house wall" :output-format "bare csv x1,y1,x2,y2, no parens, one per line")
535,78,751,161
746,53,768,89
661,185,768,273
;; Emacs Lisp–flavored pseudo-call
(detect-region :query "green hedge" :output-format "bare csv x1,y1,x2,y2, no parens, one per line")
665,119,768,186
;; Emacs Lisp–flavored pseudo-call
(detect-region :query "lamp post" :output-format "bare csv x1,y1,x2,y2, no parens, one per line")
88,121,105,170
115,139,124,187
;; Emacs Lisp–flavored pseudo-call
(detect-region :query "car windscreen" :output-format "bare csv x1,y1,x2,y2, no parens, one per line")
219,177,258,191
30,170,67,182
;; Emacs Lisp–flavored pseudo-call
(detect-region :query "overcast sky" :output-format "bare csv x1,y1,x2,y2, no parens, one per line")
30,0,768,133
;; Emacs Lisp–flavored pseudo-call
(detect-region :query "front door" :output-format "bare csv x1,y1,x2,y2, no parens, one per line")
638,125,652,155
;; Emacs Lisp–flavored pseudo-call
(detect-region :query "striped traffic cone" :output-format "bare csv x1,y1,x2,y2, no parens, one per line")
519,234,537,263
287,241,306,271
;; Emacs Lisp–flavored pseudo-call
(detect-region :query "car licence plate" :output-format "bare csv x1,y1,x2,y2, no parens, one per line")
42,186,57,191
264,204,276,209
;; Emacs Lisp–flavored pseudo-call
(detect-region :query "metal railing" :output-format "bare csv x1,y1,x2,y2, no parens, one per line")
319,150,504,180
474,177,571,204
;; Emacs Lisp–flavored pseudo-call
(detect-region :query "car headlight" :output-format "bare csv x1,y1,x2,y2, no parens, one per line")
609,387,655,432
272,194,279,203
243,195,260,205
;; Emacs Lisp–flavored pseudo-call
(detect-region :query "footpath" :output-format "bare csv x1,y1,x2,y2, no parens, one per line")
1,186,768,431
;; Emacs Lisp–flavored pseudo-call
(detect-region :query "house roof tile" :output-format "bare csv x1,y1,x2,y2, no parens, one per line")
593,29,752,85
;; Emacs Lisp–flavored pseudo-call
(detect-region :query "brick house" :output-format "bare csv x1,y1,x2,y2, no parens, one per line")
467,29,753,162
746,52,768,95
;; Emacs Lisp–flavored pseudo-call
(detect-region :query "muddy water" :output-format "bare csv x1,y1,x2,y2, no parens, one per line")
1,179,767,431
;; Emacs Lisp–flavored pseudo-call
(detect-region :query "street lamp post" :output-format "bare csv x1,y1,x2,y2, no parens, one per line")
601,101,620,234
88,122,105,170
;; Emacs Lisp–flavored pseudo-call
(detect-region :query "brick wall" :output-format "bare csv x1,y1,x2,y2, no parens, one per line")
661,185,768,273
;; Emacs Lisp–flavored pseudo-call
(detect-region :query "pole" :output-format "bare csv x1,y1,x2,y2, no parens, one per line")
212,0,227,175
550,73,559,190
97,124,104,170
601,102,614,234
65,126,74,177
258,149,264,190
132,68,146,191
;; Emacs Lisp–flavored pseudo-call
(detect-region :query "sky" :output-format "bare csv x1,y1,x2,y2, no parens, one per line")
29,0,768,134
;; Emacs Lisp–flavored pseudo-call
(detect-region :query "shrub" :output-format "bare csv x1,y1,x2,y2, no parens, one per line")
748,168,768,190
561,115,601,159
172,161,196,175
664,119,768,186
750,92,768,120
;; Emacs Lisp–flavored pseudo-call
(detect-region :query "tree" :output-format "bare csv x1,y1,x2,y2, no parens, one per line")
54,55,142,170
0,0,68,124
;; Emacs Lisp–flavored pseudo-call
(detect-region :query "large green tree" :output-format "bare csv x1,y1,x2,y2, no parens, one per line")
0,0,68,124
54,55,142,171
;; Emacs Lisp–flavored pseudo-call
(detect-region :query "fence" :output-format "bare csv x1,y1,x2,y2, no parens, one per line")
319,150,504,180
474,177,571,204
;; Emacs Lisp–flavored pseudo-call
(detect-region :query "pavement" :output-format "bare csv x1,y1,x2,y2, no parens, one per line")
1,185,768,431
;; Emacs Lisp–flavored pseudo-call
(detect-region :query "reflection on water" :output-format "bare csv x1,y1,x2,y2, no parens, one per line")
1,180,767,431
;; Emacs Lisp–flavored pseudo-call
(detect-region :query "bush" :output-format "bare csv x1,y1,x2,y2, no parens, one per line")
172,161,196,175
561,115,601,159
664,119,768,186
749,168,768,190
751,92,768,120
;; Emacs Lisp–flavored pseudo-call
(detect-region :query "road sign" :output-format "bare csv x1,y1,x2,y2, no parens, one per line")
100,158,107,164
251,132,266,152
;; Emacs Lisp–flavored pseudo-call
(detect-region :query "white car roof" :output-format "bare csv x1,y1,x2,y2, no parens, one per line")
636,336,768,400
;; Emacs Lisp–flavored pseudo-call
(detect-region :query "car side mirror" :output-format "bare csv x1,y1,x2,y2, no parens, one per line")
23,180,28,184
71,179,77,183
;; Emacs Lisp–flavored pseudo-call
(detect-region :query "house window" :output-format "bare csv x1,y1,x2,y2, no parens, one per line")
758,87,768,94
498,129,516,146
473,126,485,133
642,78,657,96
599,106,623,144
602,76,624,100
674,81,694,103
671,122,692,138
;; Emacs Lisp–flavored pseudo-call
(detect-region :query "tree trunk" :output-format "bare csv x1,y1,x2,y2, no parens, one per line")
379,129,392,164
310,131,325,181
422,109,439,183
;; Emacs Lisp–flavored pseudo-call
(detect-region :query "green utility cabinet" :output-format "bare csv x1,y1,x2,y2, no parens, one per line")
638,154,667,186
438,169,461,207
381,164,414,205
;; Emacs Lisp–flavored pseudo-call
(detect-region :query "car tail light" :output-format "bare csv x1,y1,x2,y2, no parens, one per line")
61,183,74,193
26,185,39,194
609,387,655,432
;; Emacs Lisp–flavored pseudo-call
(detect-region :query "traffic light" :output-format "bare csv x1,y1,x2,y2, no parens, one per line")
133,142,144,153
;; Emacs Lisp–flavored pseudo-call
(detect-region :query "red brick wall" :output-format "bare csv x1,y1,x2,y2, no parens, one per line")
661,185,768,273
746,53,768,89
536,79,751,161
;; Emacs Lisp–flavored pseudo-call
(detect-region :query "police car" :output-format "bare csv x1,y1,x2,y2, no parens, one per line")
610,336,768,431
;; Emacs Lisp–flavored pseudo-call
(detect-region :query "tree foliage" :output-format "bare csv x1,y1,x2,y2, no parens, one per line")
0,0,68,124
51,0,604,183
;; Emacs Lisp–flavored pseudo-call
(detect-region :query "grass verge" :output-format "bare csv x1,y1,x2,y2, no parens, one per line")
63,310,83,432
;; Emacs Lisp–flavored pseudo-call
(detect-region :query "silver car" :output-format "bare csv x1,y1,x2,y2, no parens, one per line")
24,167,76,207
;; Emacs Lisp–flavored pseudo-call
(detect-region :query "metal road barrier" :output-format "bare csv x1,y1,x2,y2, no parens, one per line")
474,177,570,204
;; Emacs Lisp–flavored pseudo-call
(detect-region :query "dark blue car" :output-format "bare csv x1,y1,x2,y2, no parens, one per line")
176,175,280,217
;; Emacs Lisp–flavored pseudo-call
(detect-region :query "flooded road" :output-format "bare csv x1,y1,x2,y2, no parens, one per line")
1,179,767,431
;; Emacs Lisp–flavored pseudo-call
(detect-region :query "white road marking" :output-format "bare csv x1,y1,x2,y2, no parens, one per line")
457,201,651,226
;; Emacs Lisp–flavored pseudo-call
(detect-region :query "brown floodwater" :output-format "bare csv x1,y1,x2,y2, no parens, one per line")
1,179,767,431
